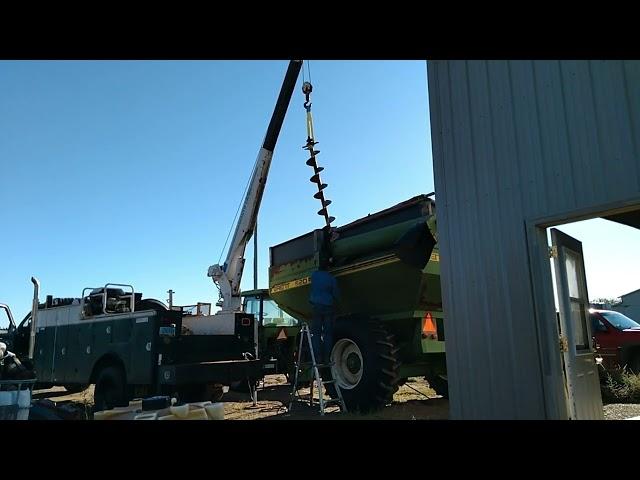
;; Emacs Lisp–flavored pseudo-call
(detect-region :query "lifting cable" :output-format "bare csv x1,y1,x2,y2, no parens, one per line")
301,60,335,229
217,138,262,265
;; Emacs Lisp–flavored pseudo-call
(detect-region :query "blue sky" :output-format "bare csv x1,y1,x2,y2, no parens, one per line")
0,60,433,317
1,60,638,322
553,219,640,301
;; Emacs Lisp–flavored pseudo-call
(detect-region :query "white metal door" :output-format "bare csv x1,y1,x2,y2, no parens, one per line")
551,228,603,419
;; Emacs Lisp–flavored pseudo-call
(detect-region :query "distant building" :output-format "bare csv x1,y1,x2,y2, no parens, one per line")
613,289,640,321
591,301,614,310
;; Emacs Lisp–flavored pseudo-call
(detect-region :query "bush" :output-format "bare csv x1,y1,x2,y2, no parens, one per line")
600,367,640,404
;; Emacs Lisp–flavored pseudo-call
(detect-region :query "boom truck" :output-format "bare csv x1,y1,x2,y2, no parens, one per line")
1,279,261,411
206,60,304,383
269,194,447,412
0,60,305,410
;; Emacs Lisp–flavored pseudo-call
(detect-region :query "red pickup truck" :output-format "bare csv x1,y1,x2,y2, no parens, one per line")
590,309,640,372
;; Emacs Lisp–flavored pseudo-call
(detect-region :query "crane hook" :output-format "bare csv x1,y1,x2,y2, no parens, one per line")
302,81,313,110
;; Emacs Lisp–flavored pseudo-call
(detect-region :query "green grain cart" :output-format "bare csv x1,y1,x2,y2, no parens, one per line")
268,194,447,412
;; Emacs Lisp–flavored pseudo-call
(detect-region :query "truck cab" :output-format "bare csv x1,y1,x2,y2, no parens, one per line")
590,308,640,372
0,304,16,350
241,289,300,380
0,304,31,357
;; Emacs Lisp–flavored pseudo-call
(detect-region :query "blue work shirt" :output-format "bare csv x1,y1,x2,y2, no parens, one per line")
309,270,339,307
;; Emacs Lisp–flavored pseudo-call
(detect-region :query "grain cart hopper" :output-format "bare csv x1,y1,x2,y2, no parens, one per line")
268,194,446,412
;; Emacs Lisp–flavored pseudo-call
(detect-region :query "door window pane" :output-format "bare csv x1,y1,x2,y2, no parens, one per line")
590,314,607,332
571,300,589,350
245,298,259,315
0,309,10,330
262,300,297,326
565,250,581,299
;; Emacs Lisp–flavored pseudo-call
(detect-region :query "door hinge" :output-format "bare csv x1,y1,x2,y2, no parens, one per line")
559,335,569,352
549,246,558,258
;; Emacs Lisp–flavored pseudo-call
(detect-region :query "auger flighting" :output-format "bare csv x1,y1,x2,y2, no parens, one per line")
302,79,335,229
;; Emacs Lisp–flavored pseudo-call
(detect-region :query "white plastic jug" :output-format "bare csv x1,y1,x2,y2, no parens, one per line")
204,402,225,420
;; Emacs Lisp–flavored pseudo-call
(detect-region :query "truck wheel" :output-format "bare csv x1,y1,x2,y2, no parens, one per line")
325,318,400,413
93,366,128,412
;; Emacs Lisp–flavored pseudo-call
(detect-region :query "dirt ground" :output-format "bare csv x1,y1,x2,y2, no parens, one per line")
34,378,640,420
32,376,449,420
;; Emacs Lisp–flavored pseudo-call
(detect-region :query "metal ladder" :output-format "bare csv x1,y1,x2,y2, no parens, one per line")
288,323,347,415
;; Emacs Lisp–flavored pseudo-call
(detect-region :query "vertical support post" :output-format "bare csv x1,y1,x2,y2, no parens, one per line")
29,277,40,360
253,221,258,290
167,290,174,309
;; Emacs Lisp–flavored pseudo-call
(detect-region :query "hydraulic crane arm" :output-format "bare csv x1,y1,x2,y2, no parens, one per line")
208,60,303,312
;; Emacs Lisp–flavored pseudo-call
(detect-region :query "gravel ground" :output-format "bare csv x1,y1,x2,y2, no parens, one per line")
38,379,640,420
603,403,640,420
223,375,449,420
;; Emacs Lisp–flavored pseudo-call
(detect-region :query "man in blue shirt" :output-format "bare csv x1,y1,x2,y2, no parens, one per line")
309,259,339,365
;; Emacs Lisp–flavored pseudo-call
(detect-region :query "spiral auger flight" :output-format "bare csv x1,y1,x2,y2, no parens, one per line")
301,79,335,229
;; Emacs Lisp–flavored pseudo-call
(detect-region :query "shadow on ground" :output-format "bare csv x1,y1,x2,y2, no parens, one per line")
31,376,449,420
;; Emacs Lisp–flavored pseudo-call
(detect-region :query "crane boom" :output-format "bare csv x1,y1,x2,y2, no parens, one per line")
208,60,303,312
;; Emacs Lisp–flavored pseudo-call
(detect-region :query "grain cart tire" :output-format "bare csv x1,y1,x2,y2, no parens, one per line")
325,318,400,413
93,366,128,412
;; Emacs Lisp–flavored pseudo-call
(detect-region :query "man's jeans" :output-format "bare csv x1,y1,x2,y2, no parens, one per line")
310,304,335,364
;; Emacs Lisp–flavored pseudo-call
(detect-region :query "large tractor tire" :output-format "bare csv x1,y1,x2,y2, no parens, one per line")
325,318,401,413
93,366,128,412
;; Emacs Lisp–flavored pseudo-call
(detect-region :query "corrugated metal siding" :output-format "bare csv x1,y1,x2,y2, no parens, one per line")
427,60,640,419
613,290,640,322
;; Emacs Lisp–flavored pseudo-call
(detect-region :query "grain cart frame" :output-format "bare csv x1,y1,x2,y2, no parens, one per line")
269,194,446,412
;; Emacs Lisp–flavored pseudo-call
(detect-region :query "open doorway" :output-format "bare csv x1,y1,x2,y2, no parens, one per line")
530,203,640,419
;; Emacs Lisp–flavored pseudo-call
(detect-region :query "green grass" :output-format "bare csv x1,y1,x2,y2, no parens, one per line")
600,367,640,404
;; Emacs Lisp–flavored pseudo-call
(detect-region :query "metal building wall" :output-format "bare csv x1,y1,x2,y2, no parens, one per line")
427,60,640,419
613,290,640,323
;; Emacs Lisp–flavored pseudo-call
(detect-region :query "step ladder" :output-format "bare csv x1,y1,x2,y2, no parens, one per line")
288,323,347,415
